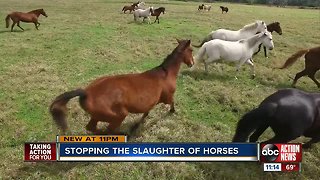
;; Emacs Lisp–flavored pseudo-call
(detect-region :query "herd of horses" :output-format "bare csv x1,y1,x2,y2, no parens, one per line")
4,2,320,148
122,1,166,24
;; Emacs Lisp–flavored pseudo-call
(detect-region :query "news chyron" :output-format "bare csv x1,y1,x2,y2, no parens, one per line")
260,143,302,172
24,136,302,172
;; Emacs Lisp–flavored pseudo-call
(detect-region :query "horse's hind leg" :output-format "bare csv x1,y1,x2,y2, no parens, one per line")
130,112,149,135
307,70,320,88
106,121,123,135
249,124,269,142
86,118,98,133
17,22,24,31
292,69,308,87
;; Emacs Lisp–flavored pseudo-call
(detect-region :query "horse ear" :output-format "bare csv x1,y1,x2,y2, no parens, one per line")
176,38,182,44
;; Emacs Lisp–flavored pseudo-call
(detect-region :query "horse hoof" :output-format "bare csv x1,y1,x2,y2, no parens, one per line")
251,75,256,79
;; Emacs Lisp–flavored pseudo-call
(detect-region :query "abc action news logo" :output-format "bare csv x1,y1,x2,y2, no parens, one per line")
260,144,302,163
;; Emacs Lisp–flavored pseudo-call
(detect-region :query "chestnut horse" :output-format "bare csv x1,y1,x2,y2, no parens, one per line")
233,88,320,148
122,3,138,13
5,8,47,32
151,7,165,24
254,22,282,58
50,39,194,135
220,6,229,13
279,46,320,88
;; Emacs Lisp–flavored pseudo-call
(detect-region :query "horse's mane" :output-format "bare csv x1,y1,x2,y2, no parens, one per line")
154,41,187,72
241,22,259,31
28,9,42,13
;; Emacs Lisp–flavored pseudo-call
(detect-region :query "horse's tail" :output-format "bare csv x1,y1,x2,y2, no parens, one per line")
49,89,86,133
5,14,11,28
232,103,276,142
190,44,207,71
193,33,213,48
122,6,126,11
279,49,309,69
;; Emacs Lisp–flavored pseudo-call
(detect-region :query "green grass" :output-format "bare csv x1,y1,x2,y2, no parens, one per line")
0,0,319,179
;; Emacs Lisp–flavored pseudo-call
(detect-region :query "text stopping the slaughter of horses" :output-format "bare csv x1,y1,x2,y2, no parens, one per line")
24,136,302,163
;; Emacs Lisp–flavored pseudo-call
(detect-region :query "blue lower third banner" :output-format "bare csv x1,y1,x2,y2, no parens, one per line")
58,143,258,161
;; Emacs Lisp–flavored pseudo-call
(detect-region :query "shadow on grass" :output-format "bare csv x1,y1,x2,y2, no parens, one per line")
181,69,235,82
126,110,175,141
0,29,30,34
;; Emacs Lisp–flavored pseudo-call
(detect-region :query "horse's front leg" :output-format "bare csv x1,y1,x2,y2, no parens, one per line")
253,43,262,56
170,102,175,113
235,58,249,78
11,22,16,32
147,17,151,24
246,58,255,79
263,46,268,58
34,22,39,30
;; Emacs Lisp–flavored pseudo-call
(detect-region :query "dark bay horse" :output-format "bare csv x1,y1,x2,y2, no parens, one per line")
50,39,194,135
233,88,320,148
220,6,229,13
254,22,282,58
198,4,204,11
151,7,165,24
279,46,320,88
5,9,47,32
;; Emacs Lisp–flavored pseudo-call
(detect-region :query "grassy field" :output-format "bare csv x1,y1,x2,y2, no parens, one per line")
0,0,319,179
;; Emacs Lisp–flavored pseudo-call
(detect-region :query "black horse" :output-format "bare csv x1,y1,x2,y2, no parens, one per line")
233,88,320,148
220,6,228,13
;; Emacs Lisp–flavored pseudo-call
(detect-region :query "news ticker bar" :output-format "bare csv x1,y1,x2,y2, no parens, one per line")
24,136,302,165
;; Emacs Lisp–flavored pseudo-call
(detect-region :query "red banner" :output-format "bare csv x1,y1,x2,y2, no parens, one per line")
24,143,56,161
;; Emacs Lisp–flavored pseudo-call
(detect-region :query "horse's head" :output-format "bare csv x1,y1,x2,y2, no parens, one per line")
273,22,282,35
261,31,274,50
40,9,48,17
176,39,194,67
256,20,267,32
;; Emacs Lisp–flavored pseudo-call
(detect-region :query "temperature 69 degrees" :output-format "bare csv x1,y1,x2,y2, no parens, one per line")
263,163,281,172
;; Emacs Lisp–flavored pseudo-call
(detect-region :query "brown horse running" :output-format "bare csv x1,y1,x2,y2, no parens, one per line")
50,39,194,135
5,9,47,32
122,2,140,13
254,22,282,57
151,7,165,24
280,46,320,88
220,6,229,13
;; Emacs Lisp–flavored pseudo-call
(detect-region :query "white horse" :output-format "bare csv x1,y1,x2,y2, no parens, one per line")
194,20,267,47
133,7,153,24
135,1,146,10
204,5,211,11
190,31,274,78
